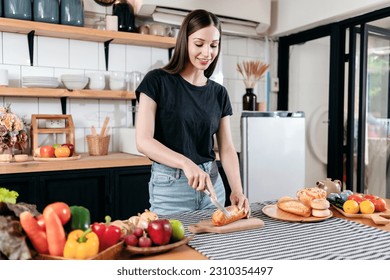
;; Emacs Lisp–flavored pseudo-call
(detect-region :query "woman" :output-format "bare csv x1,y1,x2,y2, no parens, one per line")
136,9,250,216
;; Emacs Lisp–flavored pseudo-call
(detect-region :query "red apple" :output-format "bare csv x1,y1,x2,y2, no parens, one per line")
61,143,75,156
147,219,172,246
124,234,138,247
138,236,152,248
40,145,55,158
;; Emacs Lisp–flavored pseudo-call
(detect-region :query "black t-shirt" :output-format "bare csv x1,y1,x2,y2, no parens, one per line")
136,68,233,164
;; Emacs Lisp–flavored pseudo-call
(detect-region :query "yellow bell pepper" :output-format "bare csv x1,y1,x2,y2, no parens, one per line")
63,228,99,259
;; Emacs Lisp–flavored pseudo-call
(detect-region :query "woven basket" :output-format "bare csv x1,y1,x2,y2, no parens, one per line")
86,135,110,156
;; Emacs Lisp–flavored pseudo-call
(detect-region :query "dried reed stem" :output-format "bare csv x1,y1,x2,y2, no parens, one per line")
237,60,269,88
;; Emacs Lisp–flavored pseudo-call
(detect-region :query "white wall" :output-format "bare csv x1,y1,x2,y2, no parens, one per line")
0,0,269,154
270,0,390,37
288,37,330,186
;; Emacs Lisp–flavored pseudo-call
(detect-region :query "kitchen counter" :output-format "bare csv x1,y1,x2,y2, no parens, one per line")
0,153,152,175
127,199,390,260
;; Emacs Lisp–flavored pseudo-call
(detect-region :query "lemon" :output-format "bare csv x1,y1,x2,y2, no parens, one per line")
359,200,375,214
343,200,359,214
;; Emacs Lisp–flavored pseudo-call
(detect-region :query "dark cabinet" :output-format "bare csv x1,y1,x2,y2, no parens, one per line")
38,169,110,222
0,173,39,205
0,165,151,221
110,166,151,220
1,162,232,219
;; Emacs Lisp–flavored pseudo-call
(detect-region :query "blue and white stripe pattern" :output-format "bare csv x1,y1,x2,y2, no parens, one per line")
163,201,390,260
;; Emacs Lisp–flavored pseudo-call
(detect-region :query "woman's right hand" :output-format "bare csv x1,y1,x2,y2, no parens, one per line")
182,160,216,198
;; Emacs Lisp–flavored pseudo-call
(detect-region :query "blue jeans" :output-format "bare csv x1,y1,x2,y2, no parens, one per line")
148,161,226,215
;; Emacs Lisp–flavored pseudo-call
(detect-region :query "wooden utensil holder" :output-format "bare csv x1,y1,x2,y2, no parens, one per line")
30,114,75,155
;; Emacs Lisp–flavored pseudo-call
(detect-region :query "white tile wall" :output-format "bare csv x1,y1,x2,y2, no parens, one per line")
0,5,273,154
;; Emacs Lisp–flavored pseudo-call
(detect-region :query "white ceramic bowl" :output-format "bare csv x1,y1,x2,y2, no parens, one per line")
88,73,106,90
14,154,28,162
62,75,89,90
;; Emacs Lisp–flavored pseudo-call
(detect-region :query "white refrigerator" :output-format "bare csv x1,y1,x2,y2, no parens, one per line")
241,111,305,202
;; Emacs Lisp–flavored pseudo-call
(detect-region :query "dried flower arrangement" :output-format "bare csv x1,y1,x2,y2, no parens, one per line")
0,104,28,153
237,60,269,88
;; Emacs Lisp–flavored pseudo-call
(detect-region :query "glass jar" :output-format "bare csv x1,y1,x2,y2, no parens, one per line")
113,0,136,32
3,0,32,20
33,0,60,24
243,88,257,111
60,0,84,26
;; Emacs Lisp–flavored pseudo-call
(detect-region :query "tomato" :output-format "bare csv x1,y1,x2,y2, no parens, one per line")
363,194,379,200
347,194,364,204
46,202,71,225
370,197,387,212
54,146,71,157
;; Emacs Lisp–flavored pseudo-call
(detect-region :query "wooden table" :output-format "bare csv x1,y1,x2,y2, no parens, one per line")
128,199,390,260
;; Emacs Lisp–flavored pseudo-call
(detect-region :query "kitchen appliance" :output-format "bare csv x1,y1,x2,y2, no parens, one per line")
136,0,271,37
241,111,305,202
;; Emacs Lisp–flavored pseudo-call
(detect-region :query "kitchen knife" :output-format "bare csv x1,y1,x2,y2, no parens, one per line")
204,189,231,218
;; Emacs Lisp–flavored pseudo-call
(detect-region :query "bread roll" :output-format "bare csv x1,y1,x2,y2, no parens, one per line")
310,198,330,210
277,197,311,217
296,187,327,206
312,208,331,218
211,205,247,226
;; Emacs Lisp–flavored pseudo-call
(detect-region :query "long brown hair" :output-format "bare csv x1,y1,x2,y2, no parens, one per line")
162,9,222,78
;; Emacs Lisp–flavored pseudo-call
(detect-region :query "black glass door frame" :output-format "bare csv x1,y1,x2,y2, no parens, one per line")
278,6,390,190
349,24,390,193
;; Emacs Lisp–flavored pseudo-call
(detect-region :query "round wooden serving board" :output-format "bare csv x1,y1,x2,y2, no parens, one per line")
262,204,333,222
33,154,81,161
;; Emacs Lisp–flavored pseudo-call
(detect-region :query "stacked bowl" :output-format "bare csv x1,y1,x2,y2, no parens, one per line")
61,74,89,90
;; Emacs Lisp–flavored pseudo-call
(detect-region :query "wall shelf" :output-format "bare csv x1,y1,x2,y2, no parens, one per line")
0,87,136,100
0,18,176,49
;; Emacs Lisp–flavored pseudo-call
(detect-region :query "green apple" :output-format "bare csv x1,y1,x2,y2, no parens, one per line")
53,143,61,149
169,219,185,242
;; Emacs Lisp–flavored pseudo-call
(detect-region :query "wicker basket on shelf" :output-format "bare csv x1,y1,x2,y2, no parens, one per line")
86,135,110,156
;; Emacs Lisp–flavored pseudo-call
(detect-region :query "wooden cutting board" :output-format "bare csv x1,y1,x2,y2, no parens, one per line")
331,205,390,225
188,217,264,234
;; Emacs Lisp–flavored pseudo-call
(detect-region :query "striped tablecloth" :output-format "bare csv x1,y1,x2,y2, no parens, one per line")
163,201,390,260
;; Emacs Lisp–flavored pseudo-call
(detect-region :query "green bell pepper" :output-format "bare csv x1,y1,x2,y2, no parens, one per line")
70,205,91,231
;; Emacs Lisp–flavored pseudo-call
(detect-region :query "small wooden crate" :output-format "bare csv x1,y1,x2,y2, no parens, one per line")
30,114,75,155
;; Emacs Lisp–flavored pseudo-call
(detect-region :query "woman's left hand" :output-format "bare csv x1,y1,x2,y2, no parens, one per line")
230,191,251,217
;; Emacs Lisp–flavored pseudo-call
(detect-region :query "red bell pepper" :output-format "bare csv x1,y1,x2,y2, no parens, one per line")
91,215,121,252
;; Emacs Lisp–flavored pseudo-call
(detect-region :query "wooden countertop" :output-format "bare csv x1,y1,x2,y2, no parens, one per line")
0,153,152,174
129,199,390,260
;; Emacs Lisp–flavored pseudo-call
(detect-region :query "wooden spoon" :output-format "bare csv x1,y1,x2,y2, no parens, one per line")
100,116,110,137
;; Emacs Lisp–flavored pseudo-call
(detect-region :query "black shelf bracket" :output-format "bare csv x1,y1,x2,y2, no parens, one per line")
27,31,35,66
168,47,174,60
104,39,114,71
131,99,136,126
60,97,67,114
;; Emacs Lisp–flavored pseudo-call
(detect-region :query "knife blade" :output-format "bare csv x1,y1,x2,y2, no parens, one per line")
204,189,231,218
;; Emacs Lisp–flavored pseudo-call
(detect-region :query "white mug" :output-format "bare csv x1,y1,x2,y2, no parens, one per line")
106,15,118,31
0,69,9,87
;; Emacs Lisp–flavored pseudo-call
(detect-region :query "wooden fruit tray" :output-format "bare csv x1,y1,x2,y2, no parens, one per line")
331,205,390,225
33,155,81,161
35,241,124,260
124,236,193,256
